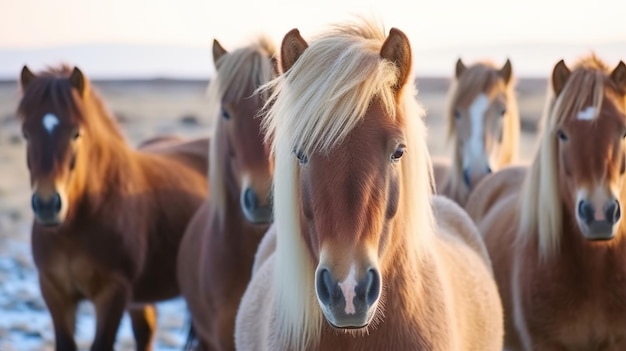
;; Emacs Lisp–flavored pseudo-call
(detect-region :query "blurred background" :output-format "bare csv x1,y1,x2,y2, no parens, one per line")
0,0,624,349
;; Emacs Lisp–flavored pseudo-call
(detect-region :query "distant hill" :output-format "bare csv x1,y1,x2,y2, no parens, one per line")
0,40,624,80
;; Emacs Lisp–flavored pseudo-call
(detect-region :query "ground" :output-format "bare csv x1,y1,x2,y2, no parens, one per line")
0,76,545,350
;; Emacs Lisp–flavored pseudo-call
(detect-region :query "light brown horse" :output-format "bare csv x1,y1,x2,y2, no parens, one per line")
234,19,503,351
177,36,276,351
466,54,626,350
432,58,519,206
17,65,209,351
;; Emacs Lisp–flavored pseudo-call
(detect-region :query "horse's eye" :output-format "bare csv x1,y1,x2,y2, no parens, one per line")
500,108,507,117
221,108,231,120
622,130,626,139
295,150,308,164
557,129,568,141
22,131,28,140
391,145,406,163
72,130,81,140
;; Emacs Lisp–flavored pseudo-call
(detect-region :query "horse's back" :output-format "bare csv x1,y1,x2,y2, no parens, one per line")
432,195,504,350
139,135,210,177
464,165,526,224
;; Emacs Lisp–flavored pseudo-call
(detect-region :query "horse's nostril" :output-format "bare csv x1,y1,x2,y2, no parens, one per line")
606,200,621,225
243,188,258,211
578,200,594,224
316,268,333,305
52,193,62,212
365,269,381,305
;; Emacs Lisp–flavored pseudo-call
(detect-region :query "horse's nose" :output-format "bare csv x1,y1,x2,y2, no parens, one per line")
31,193,62,215
243,187,258,212
315,268,380,311
606,200,621,225
577,200,595,225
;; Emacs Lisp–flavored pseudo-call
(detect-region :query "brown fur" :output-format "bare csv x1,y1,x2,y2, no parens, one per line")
433,59,520,206
18,64,208,351
471,54,626,350
235,19,503,351
177,36,277,351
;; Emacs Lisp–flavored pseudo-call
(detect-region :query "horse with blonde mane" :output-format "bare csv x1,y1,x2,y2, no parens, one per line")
466,54,626,350
234,20,503,351
18,65,209,351
432,58,519,206
177,36,276,350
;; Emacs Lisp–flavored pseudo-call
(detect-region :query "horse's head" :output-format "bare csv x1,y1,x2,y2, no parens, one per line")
18,65,89,227
551,57,626,240
209,38,276,224
270,24,423,331
448,59,517,188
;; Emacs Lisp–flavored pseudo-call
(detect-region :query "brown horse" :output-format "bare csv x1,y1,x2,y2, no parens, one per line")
432,58,519,206
466,55,626,350
177,36,276,350
17,65,209,351
234,20,503,351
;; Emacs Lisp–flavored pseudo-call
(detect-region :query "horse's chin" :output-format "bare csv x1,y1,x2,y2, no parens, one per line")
579,220,618,241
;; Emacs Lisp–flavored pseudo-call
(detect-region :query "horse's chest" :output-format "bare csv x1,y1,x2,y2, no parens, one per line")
523,260,626,347
44,245,108,299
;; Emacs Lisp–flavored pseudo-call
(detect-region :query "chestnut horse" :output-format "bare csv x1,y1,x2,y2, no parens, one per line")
466,55,626,350
432,58,519,206
17,65,209,351
234,20,503,350
177,36,276,350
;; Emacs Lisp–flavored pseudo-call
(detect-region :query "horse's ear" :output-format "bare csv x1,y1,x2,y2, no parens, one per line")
551,59,571,96
20,66,35,90
499,58,513,84
69,67,87,96
455,58,466,78
610,61,626,93
280,28,308,73
212,39,228,67
380,27,412,91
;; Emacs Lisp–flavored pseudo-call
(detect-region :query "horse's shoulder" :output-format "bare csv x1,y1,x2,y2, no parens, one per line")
432,195,491,268
465,164,527,223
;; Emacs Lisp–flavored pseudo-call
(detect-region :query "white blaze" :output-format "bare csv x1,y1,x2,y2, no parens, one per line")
463,94,489,169
337,265,357,315
577,106,595,120
42,113,59,134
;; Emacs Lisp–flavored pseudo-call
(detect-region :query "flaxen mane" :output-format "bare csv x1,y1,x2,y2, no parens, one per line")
206,36,276,220
518,54,608,260
260,19,436,350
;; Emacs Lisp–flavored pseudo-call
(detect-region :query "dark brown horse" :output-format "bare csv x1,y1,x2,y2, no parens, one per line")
177,36,276,350
17,65,209,351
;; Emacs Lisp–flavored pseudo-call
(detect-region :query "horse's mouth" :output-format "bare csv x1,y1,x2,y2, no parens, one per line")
580,220,616,241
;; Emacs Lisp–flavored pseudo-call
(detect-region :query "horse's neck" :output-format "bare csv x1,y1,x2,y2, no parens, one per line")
556,209,626,267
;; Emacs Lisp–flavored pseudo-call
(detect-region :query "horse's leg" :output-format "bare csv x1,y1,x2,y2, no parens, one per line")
39,274,79,351
129,304,158,351
90,278,131,351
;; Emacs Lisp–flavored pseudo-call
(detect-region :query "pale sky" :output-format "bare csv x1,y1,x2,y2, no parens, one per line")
1,0,625,78
2,0,625,50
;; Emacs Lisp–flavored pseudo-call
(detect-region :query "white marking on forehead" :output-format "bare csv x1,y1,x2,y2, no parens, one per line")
42,113,59,134
463,94,489,170
337,265,357,315
577,106,595,120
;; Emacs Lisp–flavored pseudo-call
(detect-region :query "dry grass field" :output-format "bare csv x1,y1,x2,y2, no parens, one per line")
0,76,547,350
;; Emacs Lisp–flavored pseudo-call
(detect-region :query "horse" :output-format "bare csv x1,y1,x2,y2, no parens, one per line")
234,19,503,351
176,36,276,350
432,58,519,206
17,65,209,351
466,54,626,350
